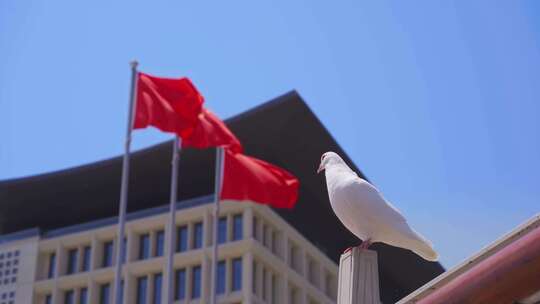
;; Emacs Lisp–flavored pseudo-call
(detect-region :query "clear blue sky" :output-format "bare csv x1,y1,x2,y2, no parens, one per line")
1,1,539,268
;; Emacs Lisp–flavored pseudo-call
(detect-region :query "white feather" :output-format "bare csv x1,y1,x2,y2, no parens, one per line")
320,152,438,261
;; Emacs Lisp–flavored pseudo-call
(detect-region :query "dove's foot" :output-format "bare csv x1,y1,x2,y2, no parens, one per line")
343,239,372,254
359,238,372,249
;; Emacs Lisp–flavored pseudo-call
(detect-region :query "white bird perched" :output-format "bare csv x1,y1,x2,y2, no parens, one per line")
317,152,438,261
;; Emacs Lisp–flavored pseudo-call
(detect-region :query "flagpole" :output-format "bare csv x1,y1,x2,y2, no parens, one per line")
166,136,180,304
113,60,138,304
210,147,224,304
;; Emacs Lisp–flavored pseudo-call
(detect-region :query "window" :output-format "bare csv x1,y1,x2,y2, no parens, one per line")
232,258,242,291
177,226,188,252
136,276,148,304
289,285,300,304
102,241,113,267
191,266,202,298
216,261,226,294
152,273,162,304
233,214,243,241
139,234,150,260
99,283,110,304
119,280,124,304
45,294,52,304
155,230,164,257
47,253,56,279
271,274,278,304
67,249,78,275
218,217,227,244
79,287,88,304
307,257,319,286
64,290,74,304
272,231,280,256
262,267,267,300
193,222,203,249
175,269,186,300
82,246,91,272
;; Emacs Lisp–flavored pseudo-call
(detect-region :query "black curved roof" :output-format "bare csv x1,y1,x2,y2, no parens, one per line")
0,91,443,303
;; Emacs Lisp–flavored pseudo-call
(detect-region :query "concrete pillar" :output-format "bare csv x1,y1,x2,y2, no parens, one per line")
55,243,64,278
266,269,273,304
256,261,263,299
87,280,97,304
280,275,289,304
124,274,135,304
203,210,212,247
127,230,136,263
337,248,380,304
227,214,233,242
242,252,254,303
187,223,194,250
225,259,232,294
243,206,254,240
149,230,156,258
90,236,100,270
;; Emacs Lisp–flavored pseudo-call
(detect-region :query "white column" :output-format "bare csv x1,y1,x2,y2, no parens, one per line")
204,210,212,247
202,255,210,304
242,252,254,303
88,280,97,304
243,206,254,240
90,237,99,271
337,248,380,304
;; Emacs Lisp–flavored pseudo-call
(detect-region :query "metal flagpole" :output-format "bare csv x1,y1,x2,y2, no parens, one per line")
113,60,138,304
210,147,225,304
166,136,181,304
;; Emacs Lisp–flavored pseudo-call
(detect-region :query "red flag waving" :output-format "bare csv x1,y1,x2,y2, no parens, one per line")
134,72,204,138
221,149,299,209
182,108,243,153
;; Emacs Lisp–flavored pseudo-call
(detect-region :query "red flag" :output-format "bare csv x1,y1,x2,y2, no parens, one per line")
134,72,204,138
221,149,299,209
182,108,243,153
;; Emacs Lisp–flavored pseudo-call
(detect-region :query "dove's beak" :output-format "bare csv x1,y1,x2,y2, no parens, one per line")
317,164,324,174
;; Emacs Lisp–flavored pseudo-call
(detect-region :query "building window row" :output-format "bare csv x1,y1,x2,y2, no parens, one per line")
0,249,19,288
0,290,15,304
253,215,284,260
137,229,165,261
176,221,203,252
253,259,281,304
215,257,243,296
218,214,243,244
41,211,246,281
253,214,338,300
174,265,202,300
253,259,328,304
62,287,88,304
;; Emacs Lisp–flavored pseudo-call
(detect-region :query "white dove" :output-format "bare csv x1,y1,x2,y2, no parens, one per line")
317,152,438,261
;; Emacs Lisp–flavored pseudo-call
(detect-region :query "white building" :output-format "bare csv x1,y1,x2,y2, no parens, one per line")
0,197,338,304
0,91,443,303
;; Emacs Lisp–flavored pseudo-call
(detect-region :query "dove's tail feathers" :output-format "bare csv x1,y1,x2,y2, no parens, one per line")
413,241,439,262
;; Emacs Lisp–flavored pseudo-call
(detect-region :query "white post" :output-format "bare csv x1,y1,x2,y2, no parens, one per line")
337,248,381,304
166,137,181,304
210,147,225,304
114,60,138,304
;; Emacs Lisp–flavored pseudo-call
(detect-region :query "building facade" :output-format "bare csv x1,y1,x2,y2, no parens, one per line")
0,197,338,304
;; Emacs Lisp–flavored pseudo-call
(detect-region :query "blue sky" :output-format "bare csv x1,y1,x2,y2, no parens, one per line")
1,1,539,268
